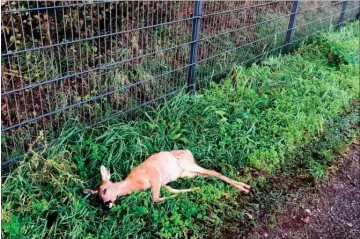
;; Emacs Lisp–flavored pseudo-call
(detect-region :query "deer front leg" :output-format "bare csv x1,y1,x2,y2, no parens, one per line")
151,184,179,203
149,170,179,203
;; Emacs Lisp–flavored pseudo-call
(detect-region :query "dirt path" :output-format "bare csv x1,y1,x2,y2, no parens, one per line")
268,141,360,239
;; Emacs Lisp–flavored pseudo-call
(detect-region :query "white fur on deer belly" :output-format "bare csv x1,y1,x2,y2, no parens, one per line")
160,153,182,184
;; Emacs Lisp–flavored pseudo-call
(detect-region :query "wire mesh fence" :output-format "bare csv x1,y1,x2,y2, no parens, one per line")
1,1,359,166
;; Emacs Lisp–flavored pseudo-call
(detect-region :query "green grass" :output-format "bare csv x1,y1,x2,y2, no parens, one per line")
2,22,359,239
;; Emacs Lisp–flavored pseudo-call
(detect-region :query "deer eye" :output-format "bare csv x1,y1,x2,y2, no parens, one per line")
103,189,107,195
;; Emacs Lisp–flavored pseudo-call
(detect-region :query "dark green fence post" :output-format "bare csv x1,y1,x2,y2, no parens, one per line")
283,0,300,54
337,1,348,29
187,0,203,92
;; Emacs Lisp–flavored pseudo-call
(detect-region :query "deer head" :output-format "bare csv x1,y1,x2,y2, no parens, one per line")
83,165,121,208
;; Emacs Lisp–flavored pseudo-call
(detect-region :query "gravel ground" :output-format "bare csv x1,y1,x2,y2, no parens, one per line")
269,141,360,239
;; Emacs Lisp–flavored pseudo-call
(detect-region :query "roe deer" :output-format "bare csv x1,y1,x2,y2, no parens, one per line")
83,150,252,208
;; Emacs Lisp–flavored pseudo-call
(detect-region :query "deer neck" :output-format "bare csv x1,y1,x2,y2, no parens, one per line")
113,180,133,197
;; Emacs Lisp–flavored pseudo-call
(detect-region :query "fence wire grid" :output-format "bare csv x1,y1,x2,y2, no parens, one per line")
1,1,359,166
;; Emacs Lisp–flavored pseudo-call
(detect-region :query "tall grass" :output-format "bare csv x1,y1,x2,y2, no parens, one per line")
2,22,359,239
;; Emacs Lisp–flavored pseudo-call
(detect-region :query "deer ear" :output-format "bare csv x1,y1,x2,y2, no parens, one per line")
100,165,111,181
83,188,98,195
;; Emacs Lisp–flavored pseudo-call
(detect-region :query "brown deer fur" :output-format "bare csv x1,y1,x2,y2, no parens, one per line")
83,150,251,208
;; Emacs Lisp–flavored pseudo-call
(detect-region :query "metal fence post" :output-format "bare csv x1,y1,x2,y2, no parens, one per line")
187,0,203,92
337,1,348,29
283,0,300,54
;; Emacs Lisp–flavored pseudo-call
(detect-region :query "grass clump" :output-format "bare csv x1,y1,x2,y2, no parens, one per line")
2,22,359,239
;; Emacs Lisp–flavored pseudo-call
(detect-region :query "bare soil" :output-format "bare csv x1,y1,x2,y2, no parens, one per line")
267,141,360,239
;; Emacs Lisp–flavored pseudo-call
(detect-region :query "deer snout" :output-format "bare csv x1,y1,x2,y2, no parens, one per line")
103,200,113,209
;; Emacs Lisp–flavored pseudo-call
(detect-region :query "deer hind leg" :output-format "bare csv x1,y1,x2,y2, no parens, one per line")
180,170,199,178
184,164,251,194
165,185,200,194
159,171,201,195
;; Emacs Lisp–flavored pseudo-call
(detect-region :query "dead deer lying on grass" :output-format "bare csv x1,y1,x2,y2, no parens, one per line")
83,150,252,208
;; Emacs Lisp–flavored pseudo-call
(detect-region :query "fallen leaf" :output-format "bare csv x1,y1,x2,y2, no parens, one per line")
301,216,310,224
353,153,359,161
221,193,230,200
245,213,254,220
